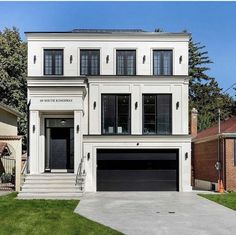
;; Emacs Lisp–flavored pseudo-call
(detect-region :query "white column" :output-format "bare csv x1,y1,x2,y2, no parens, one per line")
74,110,82,173
29,110,40,174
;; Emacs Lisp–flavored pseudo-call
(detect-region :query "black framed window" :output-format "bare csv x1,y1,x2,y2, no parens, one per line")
44,49,63,75
153,50,173,75
80,50,100,75
116,50,136,75
102,95,131,134
143,94,172,135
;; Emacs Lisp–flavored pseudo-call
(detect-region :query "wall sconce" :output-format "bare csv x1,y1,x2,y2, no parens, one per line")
93,101,96,110
76,124,80,133
106,55,109,64
32,125,35,133
176,102,180,110
143,55,146,64
179,56,182,64
70,55,73,64
87,152,90,161
33,55,36,64
185,152,188,160
135,101,138,110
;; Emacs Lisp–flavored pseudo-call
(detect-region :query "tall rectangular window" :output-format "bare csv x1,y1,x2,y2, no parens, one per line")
116,50,136,75
153,50,173,75
80,50,100,75
44,49,63,75
143,94,172,135
102,95,131,134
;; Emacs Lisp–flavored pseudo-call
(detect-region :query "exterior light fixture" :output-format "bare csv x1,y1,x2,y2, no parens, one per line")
33,55,36,64
135,101,138,110
106,55,109,64
185,152,188,160
176,102,180,110
93,101,96,110
179,56,182,64
60,119,66,126
87,152,90,161
76,124,80,133
32,125,35,133
143,55,146,64
70,55,73,64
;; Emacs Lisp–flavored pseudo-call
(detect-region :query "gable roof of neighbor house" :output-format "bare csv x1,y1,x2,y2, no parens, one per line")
0,103,22,117
195,116,236,142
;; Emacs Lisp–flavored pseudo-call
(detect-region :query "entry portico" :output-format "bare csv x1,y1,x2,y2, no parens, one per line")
28,77,87,174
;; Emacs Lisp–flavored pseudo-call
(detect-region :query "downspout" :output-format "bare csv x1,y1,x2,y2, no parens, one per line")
217,108,221,190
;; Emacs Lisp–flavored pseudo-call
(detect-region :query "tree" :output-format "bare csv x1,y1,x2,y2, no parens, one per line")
188,35,234,131
0,27,27,148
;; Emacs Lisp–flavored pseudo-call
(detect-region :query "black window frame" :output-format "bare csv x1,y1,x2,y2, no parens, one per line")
116,50,136,76
80,49,100,76
101,94,131,135
142,94,172,135
43,49,64,76
153,50,173,76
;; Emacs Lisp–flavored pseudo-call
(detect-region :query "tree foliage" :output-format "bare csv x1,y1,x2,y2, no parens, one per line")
0,27,27,148
188,35,234,131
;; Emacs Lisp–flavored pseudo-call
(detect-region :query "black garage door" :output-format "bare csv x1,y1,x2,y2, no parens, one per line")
97,149,179,191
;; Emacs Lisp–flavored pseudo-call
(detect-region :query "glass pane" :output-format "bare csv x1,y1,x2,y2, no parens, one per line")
163,51,172,75
153,51,161,75
143,95,156,134
55,52,63,75
44,52,53,75
127,54,135,75
46,118,74,128
117,95,130,134
156,95,172,134
153,50,172,75
91,54,99,75
117,54,125,75
81,53,88,75
103,95,116,134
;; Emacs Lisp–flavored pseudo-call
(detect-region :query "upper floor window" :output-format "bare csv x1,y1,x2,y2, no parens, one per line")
116,50,136,76
44,49,63,75
153,50,173,76
102,94,131,135
143,94,172,135
80,50,100,75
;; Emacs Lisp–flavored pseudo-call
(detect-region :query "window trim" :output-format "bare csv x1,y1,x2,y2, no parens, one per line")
80,49,100,76
116,50,136,76
101,94,131,135
142,94,172,135
153,50,173,76
43,49,64,76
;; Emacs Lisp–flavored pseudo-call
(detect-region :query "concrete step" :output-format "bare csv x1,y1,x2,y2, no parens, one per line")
25,176,76,180
22,184,79,189
24,180,76,184
21,188,82,193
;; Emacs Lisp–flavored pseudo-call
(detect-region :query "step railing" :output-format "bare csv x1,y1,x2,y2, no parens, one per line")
75,155,86,188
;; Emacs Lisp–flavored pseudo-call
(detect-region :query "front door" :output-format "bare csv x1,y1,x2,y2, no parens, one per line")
45,118,74,172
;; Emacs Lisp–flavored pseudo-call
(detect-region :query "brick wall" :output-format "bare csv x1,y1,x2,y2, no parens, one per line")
225,139,236,190
193,139,219,183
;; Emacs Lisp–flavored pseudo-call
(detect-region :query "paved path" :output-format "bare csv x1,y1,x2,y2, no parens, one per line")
75,192,236,235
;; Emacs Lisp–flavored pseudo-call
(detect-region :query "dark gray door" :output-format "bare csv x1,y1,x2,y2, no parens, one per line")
97,149,178,191
50,128,70,169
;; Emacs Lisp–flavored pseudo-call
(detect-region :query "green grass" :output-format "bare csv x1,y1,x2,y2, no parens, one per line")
199,192,236,211
0,193,122,235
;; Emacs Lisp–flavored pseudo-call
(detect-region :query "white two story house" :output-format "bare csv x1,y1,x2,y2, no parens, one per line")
19,29,191,198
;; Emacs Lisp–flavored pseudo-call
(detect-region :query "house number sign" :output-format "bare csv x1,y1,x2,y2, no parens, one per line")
39,98,73,103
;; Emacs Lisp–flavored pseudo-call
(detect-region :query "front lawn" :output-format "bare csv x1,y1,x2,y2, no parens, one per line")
199,192,236,211
0,193,121,235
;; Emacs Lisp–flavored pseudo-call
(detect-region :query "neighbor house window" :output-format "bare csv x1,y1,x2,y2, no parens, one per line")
44,49,63,75
116,50,136,75
102,95,131,134
153,50,173,75
80,50,100,75
143,94,172,135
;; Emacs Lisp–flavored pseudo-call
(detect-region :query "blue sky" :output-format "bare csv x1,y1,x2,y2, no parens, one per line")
0,1,236,97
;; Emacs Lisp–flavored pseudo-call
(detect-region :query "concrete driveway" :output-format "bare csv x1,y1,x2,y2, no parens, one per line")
75,192,236,235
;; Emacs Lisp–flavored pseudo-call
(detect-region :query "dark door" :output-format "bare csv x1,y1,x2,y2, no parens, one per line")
97,149,178,191
50,128,70,169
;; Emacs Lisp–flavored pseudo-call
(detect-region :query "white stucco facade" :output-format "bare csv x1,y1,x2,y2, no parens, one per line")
26,30,192,192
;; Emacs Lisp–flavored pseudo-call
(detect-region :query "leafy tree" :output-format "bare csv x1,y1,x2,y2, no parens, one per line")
0,27,27,148
188,35,234,131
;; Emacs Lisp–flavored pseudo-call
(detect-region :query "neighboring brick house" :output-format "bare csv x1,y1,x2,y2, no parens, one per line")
192,115,236,191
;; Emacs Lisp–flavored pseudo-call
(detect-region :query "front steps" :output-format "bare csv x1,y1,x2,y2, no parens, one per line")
17,173,85,200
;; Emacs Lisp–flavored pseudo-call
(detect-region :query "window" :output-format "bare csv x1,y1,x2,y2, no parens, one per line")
153,50,173,75
143,94,172,135
80,50,100,75
102,95,131,134
44,49,63,75
116,50,136,75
